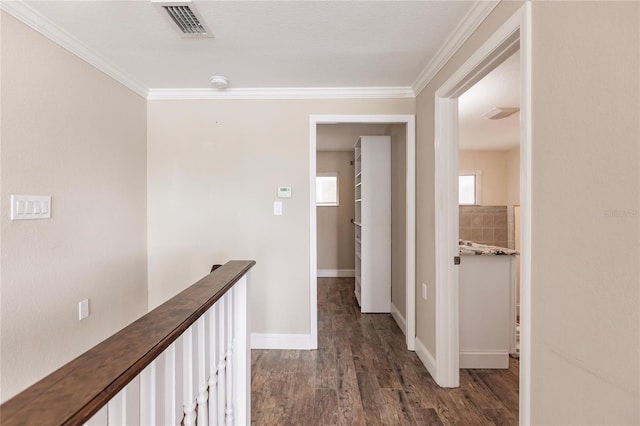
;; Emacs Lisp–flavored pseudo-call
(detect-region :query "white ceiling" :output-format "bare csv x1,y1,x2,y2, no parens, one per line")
14,1,478,91
458,50,521,150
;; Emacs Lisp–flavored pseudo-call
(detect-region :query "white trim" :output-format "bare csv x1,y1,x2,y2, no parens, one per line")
433,4,532,421
309,120,319,350
519,4,533,424
0,1,148,98
250,333,313,350
459,351,510,369
317,269,355,278
148,87,415,100
310,114,416,353
412,1,500,95
414,337,437,379
434,95,461,387
390,303,407,336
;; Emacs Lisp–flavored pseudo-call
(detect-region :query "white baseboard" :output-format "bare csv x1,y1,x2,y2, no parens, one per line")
390,302,407,336
460,351,510,369
251,333,313,350
414,337,437,379
317,269,355,278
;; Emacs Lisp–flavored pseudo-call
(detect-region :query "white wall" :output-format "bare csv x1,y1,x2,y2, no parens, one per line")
0,13,148,401
147,99,415,337
316,151,355,271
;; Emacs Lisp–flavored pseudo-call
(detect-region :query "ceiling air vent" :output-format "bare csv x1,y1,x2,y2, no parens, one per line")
154,1,213,38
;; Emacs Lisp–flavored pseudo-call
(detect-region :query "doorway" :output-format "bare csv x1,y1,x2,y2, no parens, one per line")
433,3,532,423
309,115,416,351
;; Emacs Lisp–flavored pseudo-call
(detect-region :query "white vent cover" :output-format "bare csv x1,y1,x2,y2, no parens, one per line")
154,1,213,38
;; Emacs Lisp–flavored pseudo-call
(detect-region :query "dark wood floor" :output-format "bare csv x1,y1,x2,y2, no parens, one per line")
251,277,518,425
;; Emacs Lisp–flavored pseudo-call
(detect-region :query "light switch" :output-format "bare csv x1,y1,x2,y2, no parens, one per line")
79,299,89,320
10,195,51,220
273,201,283,215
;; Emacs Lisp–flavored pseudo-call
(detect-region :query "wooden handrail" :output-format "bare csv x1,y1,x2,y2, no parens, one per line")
0,260,256,425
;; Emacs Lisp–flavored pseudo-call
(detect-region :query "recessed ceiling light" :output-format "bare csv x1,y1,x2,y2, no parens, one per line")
482,107,520,120
210,76,229,90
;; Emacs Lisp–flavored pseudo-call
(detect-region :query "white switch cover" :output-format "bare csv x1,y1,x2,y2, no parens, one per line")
273,201,283,215
422,283,428,300
11,195,51,220
79,299,89,320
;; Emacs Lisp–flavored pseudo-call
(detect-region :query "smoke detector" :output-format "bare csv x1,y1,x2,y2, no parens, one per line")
153,1,213,38
210,76,229,90
482,107,520,120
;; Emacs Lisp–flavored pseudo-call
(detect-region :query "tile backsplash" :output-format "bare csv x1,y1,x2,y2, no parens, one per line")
459,205,508,248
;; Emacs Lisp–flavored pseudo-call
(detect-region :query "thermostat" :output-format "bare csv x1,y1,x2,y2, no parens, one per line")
277,187,292,198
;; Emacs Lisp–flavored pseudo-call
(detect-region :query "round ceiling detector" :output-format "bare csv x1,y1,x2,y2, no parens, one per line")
210,75,229,90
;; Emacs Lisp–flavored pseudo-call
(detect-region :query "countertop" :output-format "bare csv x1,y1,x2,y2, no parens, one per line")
459,240,519,256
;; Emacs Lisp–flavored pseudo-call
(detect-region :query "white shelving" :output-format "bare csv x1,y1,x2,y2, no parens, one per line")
353,136,391,313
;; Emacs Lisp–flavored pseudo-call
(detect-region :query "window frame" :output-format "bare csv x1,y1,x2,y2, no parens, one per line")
458,170,482,205
316,172,340,207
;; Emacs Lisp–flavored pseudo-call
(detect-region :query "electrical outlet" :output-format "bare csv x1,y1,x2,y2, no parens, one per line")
422,283,427,300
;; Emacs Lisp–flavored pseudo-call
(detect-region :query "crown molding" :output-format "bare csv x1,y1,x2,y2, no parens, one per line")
0,0,149,98
411,0,500,96
147,86,416,100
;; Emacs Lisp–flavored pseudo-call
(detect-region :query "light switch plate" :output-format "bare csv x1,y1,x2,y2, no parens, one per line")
11,195,51,220
274,201,283,215
79,299,89,320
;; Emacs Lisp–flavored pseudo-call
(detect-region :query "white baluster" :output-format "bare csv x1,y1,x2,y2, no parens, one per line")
207,306,219,425
140,361,157,425
217,297,226,426
172,334,186,424
233,275,250,426
183,328,197,426
108,376,140,425
225,290,234,425
196,316,209,425
163,343,176,424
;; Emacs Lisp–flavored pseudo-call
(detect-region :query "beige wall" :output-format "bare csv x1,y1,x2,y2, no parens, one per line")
316,151,355,271
390,124,407,319
530,2,638,423
147,98,415,335
417,1,639,423
459,149,508,205
0,13,148,402
506,147,520,206
458,148,520,206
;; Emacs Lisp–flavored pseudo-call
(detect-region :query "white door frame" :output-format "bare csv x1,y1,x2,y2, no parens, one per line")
309,114,416,351
433,3,531,424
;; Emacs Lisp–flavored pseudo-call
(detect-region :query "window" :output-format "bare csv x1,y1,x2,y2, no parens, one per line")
316,173,339,206
459,171,481,205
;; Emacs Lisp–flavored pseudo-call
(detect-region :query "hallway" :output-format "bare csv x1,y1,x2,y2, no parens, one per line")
251,278,518,425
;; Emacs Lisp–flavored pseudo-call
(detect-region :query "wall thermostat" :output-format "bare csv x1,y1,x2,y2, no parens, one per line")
277,187,292,198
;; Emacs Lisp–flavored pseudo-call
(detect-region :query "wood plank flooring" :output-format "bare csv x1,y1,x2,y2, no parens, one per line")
251,277,518,425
